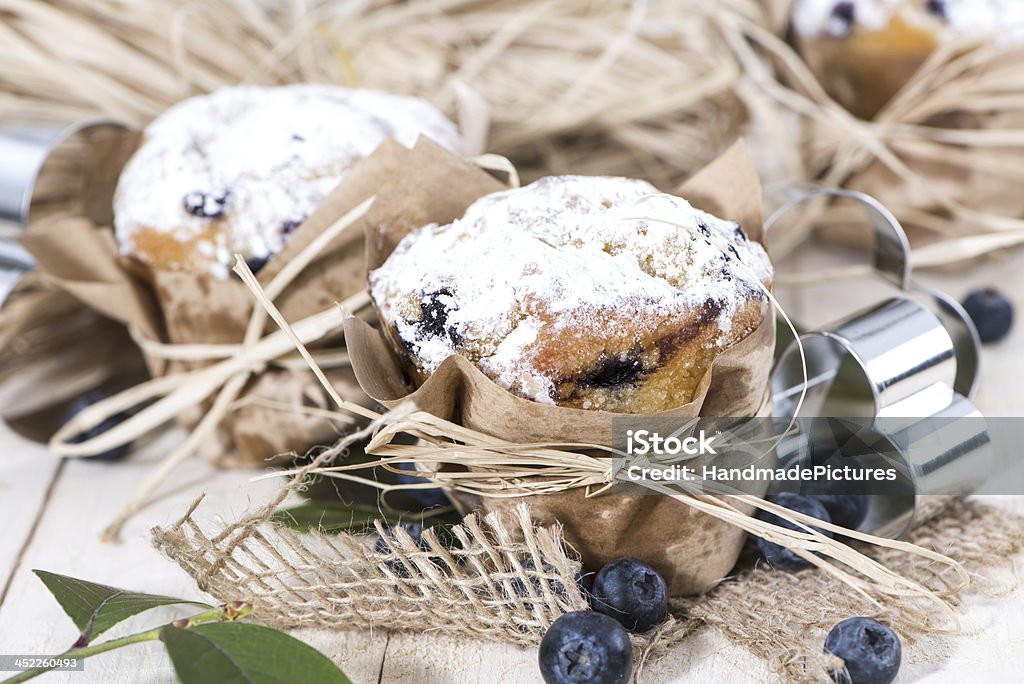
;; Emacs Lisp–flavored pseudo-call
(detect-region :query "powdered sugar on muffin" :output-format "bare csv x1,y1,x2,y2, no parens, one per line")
114,84,463,278
793,0,1024,40
370,176,773,408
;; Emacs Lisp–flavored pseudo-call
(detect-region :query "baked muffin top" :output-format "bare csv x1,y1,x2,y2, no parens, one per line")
369,176,773,406
114,84,462,278
792,0,1024,40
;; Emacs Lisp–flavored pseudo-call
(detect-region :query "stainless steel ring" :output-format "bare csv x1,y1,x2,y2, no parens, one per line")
0,117,129,306
767,187,991,538
765,185,981,399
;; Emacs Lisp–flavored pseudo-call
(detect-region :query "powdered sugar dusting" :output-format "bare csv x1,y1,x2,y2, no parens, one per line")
114,84,463,278
369,176,773,404
793,0,1024,41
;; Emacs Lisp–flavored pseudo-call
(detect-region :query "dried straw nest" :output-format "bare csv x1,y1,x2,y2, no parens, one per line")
2,0,1022,262
0,0,759,189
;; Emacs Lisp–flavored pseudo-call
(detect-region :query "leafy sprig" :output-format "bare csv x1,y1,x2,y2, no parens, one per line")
1,571,350,684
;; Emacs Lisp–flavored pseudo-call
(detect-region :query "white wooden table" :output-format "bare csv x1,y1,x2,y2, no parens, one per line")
1,241,1023,683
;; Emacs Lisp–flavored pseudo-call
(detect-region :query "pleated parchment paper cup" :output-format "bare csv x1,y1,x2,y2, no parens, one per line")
345,139,776,595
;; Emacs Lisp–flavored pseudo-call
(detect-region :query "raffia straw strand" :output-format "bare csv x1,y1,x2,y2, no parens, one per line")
232,258,378,422
49,295,365,458
50,197,376,458
47,196,376,542
723,10,1024,259
230,253,958,622
231,260,961,621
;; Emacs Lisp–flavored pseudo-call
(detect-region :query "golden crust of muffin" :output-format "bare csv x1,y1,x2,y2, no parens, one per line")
797,15,938,118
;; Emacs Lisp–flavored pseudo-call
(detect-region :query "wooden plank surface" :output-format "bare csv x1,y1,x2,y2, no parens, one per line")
0,427,387,683
0,423,62,605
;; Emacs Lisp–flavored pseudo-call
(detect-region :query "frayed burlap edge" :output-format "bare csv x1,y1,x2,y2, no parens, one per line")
154,493,1023,683
151,496,703,670
153,493,1024,679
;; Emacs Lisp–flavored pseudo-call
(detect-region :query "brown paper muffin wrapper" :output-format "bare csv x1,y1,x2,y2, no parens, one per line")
15,131,428,466
344,139,776,594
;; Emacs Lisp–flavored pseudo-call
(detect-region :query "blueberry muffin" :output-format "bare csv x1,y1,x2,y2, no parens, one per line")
369,176,773,413
792,0,1024,118
114,85,463,278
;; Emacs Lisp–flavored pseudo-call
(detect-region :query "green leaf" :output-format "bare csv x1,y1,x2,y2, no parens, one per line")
33,570,210,644
271,501,403,533
272,501,464,536
161,622,351,684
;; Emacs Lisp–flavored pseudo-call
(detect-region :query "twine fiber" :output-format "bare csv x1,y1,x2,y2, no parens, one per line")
153,493,1024,683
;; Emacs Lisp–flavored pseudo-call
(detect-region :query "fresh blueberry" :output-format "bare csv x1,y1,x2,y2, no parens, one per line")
829,1,856,35
63,390,132,461
590,557,667,633
507,558,586,607
538,611,632,684
961,288,1013,344
417,288,461,344
812,494,869,531
375,521,428,577
395,462,451,509
824,617,902,684
281,218,304,239
756,493,833,571
182,190,229,218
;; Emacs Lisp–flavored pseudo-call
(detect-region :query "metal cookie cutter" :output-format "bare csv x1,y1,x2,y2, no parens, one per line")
0,117,141,441
0,117,130,304
767,188,993,538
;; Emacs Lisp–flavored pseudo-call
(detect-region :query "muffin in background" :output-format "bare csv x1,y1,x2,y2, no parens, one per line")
791,0,1024,118
114,84,463,278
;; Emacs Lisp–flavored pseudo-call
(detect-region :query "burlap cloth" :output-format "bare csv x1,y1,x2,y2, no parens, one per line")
154,493,1024,682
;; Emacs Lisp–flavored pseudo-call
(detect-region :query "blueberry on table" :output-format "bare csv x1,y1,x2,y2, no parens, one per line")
374,521,429,578
961,287,1013,343
755,493,833,571
395,461,451,509
63,390,132,461
507,558,585,606
590,557,667,633
824,617,902,684
812,494,869,532
374,520,427,553
538,611,632,684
